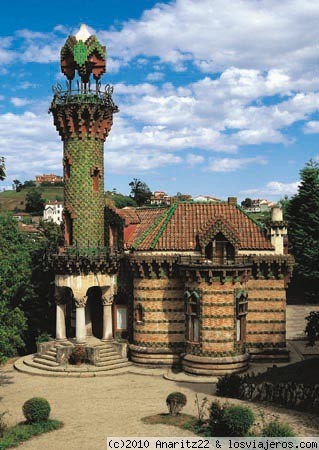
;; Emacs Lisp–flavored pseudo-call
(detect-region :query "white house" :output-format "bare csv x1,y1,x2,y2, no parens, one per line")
43,201,63,225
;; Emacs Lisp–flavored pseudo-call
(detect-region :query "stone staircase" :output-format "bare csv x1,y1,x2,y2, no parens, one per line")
21,340,131,374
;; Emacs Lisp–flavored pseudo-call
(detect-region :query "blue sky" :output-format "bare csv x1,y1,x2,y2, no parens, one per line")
1,0,319,201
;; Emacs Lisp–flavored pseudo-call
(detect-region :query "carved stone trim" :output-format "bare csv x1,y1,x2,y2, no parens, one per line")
102,295,113,306
74,296,87,308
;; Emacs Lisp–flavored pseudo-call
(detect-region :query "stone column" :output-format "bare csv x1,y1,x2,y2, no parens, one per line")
54,286,67,341
75,296,87,344
102,295,114,341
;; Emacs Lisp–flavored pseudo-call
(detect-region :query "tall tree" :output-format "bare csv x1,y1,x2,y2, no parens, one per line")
286,160,319,302
25,188,45,213
129,178,152,206
0,156,5,181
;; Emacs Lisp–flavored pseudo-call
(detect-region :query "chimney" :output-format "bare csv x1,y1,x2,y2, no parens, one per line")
228,197,237,206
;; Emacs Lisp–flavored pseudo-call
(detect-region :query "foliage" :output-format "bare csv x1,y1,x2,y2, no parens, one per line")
208,401,225,436
25,188,45,214
105,191,137,208
304,311,319,346
129,178,152,206
69,346,86,365
208,402,254,437
22,398,51,423
278,195,290,218
216,373,243,398
241,198,252,208
286,159,319,301
13,180,22,192
166,392,187,416
22,180,36,189
35,332,53,344
0,412,8,438
0,157,5,181
261,421,295,437
0,419,63,449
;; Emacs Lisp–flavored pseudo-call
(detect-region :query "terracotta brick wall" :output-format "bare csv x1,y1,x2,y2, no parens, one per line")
133,278,185,348
246,279,286,350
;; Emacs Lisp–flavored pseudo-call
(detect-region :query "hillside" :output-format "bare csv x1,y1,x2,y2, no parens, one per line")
0,187,63,212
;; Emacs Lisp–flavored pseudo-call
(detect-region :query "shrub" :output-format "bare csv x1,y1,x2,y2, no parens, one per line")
208,401,225,436
221,405,255,437
69,346,86,365
305,311,319,346
22,398,51,423
262,421,295,437
35,333,53,344
216,373,243,398
166,392,187,416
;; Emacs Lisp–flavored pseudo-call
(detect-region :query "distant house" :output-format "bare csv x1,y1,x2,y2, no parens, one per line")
194,195,221,203
43,201,63,225
35,174,63,185
12,212,31,222
243,199,275,213
150,191,172,206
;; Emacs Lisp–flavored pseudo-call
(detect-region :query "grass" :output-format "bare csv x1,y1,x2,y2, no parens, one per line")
0,187,63,212
142,413,208,436
0,419,63,449
247,357,319,385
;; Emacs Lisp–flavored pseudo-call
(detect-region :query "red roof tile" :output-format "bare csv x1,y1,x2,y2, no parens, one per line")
123,203,274,251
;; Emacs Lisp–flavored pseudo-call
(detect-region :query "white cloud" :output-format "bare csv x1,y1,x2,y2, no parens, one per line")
186,153,204,166
206,156,267,173
304,121,319,134
241,181,300,197
106,151,182,173
146,72,165,81
10,97,32,107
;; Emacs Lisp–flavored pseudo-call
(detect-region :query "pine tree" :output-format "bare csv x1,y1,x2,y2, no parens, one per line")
286,160,319,301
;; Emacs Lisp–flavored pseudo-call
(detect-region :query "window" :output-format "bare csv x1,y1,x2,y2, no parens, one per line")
235,290,248,343
116,306,128,330
64,156,72,180
205,233,235,264
135,303,144,324
185,290,200,343
91,166,101,192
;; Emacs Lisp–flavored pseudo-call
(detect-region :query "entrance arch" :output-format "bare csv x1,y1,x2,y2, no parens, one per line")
86,286,103,339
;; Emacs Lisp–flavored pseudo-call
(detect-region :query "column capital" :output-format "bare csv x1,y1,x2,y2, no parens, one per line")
74,296,87,308
102,294,113,306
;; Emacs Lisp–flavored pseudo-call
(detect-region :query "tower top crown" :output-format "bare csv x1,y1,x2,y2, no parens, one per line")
75,24,91,42
60,24,106,83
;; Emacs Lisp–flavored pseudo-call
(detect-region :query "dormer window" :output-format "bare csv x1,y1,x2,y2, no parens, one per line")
205,233,235,264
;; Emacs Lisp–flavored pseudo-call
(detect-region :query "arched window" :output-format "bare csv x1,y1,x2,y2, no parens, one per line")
184,290,200,342
235,290,248,343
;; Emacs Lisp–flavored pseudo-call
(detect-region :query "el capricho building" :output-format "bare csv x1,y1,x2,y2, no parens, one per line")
33,25,293,376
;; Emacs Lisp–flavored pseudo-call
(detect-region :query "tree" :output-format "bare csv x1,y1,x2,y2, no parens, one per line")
286,160,319,301
13,179,22,192
241,198,252,208
25,188,45,213
22,180,36,188
129,178,152,206
0,157,5,181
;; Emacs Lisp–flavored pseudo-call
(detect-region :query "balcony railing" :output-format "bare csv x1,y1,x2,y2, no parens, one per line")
178,255,252,267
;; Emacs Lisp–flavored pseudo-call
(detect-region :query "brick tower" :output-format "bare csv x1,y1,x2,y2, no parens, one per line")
50,25,121,347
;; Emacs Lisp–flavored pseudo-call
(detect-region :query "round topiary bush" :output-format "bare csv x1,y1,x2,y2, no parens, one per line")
220,405,255,436
262,421,295,437
166,392,187,416
22,397,51,423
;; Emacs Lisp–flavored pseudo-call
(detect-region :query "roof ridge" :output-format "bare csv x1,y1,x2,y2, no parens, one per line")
150,203,178,249
132,208,169,250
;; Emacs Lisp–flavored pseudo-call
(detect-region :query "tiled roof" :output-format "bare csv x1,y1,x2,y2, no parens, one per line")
123,203,274,251
116,207,141,226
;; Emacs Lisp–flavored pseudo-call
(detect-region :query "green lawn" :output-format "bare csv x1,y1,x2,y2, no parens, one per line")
0,187,63,212
248,357,319,385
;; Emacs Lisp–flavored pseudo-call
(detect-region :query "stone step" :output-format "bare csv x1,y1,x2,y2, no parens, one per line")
40,354,57,362
47,349,57,356
24,359,62,372
99,350,119,358
33,357,60,367
98,355,122,363
99,349,119,356
95,359,130,369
